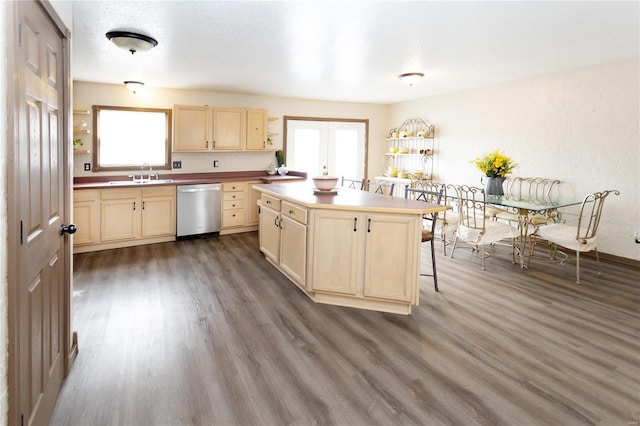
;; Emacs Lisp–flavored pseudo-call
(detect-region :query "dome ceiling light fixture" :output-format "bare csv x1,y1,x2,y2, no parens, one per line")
106,31,158,54
124,81,144,94
398,72,424,86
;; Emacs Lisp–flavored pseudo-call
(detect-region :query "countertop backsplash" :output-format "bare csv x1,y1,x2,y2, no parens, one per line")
73,150,279,177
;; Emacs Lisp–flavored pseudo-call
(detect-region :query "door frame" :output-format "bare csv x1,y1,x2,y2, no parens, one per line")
283,116,369,179
6,1,76,424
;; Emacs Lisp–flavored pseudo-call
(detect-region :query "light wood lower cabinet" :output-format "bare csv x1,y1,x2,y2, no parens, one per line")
220,181,261,234
259,195,307,289
222,182,247,229
74,186,176,253
73,189,99,246
309,210,418,303
258,192,421,314
309,210,359,295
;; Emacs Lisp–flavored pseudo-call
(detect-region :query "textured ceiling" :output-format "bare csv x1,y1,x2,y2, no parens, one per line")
71,1,640,104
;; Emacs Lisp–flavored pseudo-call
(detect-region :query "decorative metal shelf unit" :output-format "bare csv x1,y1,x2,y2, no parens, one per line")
383,117,435,180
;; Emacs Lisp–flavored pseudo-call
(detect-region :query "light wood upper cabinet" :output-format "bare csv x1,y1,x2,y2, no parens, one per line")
173,105,271,152
173,105,211,151
213,108,245,150
246,109,268,150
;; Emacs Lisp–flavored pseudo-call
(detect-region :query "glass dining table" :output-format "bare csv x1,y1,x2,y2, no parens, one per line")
483,195,584,268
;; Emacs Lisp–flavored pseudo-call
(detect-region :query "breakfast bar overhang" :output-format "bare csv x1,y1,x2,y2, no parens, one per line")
255,182,447,315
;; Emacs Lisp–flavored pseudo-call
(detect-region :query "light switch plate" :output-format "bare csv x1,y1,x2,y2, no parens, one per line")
173,161,182,169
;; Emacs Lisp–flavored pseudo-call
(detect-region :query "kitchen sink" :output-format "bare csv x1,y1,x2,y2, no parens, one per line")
108,179,174,185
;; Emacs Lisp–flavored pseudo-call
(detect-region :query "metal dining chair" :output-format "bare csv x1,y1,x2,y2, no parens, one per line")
405,183,442,291
532,189,620,284
340,177,366,190
449,184,519,270
369,180,396,196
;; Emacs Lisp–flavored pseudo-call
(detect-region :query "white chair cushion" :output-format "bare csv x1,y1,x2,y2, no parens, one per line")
437,213,459,236
457,221,518,245
537,223,597,252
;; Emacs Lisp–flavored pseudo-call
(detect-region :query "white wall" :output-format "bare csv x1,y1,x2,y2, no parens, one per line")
72,81,389,177
390,58,640,260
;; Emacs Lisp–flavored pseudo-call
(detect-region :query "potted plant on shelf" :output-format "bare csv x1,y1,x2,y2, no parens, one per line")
472,149,518,196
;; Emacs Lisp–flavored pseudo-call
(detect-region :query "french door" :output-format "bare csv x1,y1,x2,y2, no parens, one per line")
285,119,367,180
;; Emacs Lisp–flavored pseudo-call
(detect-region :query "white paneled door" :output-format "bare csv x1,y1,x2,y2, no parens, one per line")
286,120,366,180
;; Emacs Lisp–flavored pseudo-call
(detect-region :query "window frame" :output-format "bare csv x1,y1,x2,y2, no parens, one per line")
92,105,172,172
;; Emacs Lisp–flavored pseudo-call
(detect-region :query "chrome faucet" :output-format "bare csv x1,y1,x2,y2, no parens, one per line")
141,163,152,181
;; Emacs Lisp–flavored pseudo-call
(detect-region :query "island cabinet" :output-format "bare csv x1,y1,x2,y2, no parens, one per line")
259,194,308,289
74,186,176,253
255,182,443,314
308,210,419,303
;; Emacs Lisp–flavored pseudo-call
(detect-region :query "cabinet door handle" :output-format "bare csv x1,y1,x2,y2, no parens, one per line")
279,217,283,229
266,200,271,205
353,217,358,232
367,218,371,233
274,216,279,228
142,201,146,210
206,140,209,148
289,210,294,215
133,202,136,211
213,140,216,148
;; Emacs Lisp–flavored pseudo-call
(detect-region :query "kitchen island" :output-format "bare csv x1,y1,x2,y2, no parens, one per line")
255,182,447,315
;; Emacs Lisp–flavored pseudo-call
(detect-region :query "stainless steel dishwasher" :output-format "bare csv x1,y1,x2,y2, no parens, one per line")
176,183,221,238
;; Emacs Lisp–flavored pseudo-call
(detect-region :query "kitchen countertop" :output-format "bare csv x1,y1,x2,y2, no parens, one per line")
73,170,306,190
254,182,446,215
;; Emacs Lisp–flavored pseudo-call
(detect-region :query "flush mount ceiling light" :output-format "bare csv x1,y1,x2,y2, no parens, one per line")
124,81,144,94
398,72,424,86
106,31,158,54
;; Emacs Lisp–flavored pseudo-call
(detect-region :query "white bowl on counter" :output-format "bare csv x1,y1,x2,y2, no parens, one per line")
312,176,339,191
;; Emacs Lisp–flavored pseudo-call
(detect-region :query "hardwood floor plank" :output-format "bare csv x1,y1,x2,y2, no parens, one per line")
50,232,640,425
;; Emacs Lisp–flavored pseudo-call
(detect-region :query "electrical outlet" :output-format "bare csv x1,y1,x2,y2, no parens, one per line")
172,161,182,169
213,160,219,168
83,163,91,171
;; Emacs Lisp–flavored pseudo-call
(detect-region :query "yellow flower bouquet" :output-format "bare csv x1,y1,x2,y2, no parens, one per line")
473,149,518,177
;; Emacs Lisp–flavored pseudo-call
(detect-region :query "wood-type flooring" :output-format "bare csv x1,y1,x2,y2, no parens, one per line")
49,232,639,425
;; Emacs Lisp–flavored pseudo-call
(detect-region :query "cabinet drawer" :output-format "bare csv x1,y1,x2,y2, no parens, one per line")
222,210,245,227
223,191,245,201
261,194,281,211
282,201,307,224
223,199,245,210
100,188,138,200
74,189,98,202
222,182,247,192
142,186,175,198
